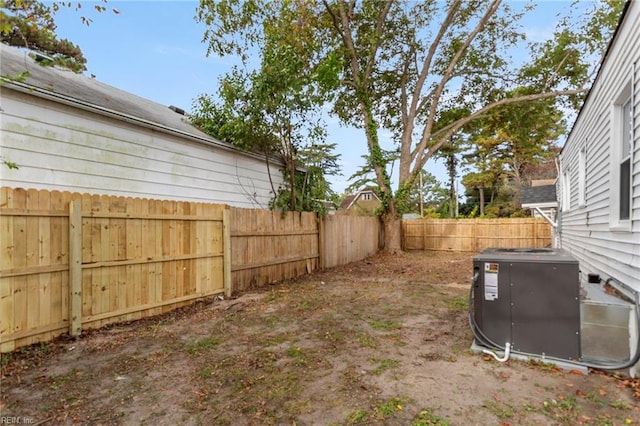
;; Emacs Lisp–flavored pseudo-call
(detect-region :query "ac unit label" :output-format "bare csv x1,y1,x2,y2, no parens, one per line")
484,262,499,301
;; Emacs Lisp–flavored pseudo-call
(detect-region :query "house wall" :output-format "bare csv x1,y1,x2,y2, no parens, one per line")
0,89,284,209
558,1,640,292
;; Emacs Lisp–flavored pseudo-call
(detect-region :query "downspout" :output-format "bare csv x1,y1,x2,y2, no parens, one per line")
555,156,563,249
632,60,636,228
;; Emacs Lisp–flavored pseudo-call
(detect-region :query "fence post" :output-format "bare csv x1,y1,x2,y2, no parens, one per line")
473,219,478,252
422,220,427,250
318,214,325,270
223,206,232,298
68,198,82,337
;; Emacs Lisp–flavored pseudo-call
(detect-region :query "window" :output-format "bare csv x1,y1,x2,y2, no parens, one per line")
562,168,571,212
362,192,372,201
619,98,631,221
610,85,633,229
578,146,586,207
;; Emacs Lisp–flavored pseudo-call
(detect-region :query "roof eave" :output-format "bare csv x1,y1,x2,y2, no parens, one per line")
1,78,287,167
561,0,632,154
522,202,558,209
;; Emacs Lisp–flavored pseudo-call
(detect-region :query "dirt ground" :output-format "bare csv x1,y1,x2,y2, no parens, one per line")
1,251,640,425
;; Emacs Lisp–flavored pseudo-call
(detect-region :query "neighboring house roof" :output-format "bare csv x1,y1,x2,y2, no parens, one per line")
340,189,381,210
340,194,357,210
521,185,557,208
0,44,279,164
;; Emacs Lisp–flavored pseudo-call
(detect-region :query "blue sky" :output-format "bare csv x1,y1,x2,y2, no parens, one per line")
51,1,580,195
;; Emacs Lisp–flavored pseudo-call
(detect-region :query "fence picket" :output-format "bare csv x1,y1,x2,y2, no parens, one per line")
1,188,384,352
402,218,552,251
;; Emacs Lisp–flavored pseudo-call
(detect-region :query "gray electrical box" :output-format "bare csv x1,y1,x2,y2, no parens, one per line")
473,248,581,360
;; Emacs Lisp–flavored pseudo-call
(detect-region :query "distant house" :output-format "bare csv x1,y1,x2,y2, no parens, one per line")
0,44,284,208
558,0,639,295
521,179,558,222
339,189,381,216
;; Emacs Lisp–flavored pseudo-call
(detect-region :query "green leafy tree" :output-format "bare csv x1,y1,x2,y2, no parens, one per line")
1,0,119,72
436,135,465,218
270,142,342,214
191,58,340,212
192,2,342,212
197,0,622,252
405,169,448,217
298,142,342,212
462,171,490,217
344,148,398,196
461,93,566,215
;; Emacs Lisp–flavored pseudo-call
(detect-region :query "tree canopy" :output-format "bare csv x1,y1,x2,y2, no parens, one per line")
1,0,119,72
461,94,566,216
196,0,624,251
190,22,341,212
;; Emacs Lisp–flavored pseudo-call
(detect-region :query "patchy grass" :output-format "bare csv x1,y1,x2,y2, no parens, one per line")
356,332,379,348
373,397,406,419
541,394,581,422
370,357,401,375
369,318,403,331
482,398,516,419
347,408,369,424
412,408,450,426
186,336,220,355
448,296,469,311
1,251,638,425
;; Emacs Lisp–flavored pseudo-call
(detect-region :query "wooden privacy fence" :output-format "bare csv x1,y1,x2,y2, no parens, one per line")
229,210,381,291
1,188,229,352
1,188,381,352
402,218,552,252
230,208,319,293
320,215,381,269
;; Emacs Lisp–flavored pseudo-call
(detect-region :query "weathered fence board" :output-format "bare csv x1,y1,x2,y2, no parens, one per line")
402,218,552,252
230,208,319,292
320,215,381,269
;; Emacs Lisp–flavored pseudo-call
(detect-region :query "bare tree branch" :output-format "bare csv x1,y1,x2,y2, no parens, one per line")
409,0,462,119
420,0,502,154
413,88,585,172
363,0,394,84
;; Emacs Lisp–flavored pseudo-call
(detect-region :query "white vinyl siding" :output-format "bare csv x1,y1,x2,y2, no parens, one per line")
558,1,639,293
0,90,284,208
578,146,586,207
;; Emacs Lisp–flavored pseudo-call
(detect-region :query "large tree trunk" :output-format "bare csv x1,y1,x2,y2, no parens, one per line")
381,198,402,254
383,216,402,253
478,185,485,216
511,165,523,210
